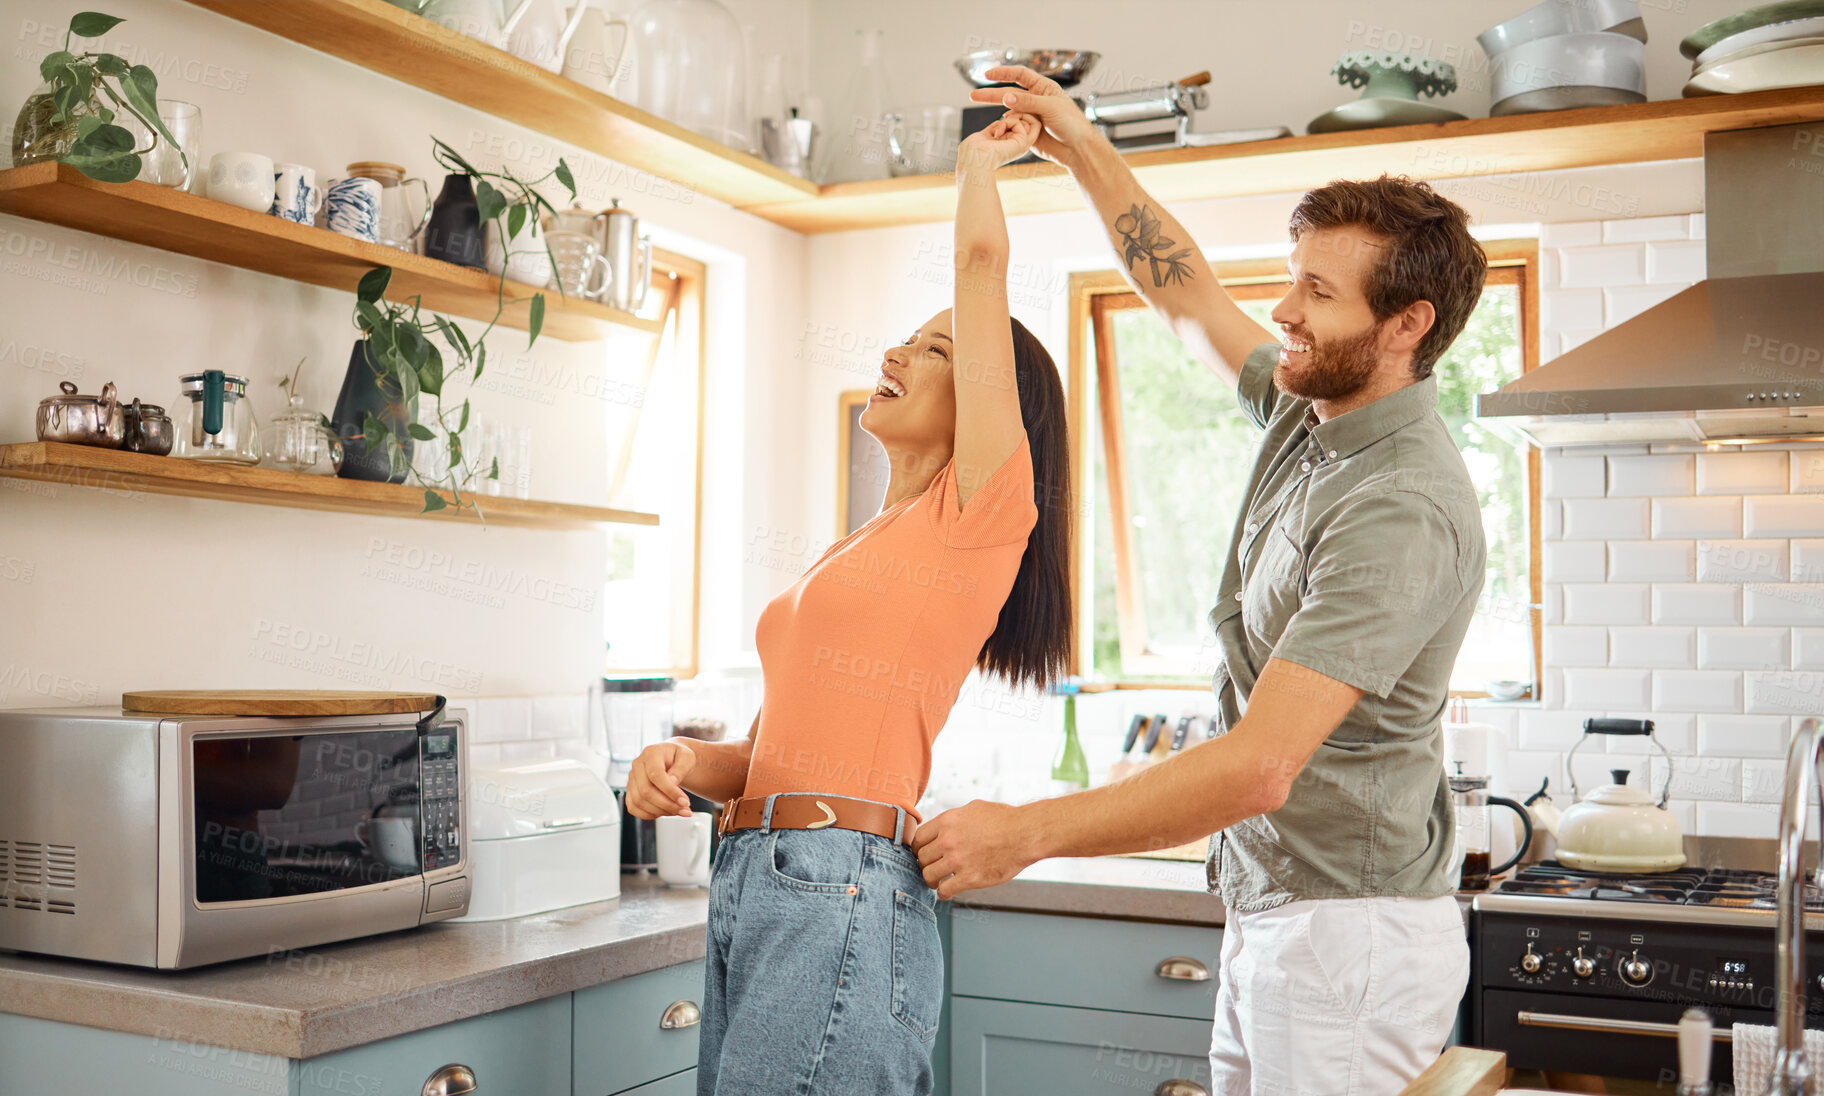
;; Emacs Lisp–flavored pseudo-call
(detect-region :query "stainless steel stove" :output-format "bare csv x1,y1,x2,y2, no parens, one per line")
1472,862,1824,1083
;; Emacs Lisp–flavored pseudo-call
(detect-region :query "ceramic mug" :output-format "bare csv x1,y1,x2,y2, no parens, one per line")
206,151,276,213
357,816,419,871
655,811,711,888
269,162,323,224
324,176,384,243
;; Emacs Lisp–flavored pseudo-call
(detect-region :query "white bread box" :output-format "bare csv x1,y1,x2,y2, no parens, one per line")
452,758,621,921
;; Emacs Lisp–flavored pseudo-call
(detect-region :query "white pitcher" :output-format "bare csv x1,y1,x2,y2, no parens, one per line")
560,0,630,94
503,0,590,72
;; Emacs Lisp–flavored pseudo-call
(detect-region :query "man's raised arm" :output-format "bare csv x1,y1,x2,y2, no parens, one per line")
974,65,1272,387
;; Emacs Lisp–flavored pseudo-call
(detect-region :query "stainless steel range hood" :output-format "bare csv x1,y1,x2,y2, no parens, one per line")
1476,121,1824,447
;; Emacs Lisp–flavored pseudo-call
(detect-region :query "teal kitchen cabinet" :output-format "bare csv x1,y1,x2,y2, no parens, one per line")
616,1067,697,1095
948,908,1222,1096
574,959,708,1096
0,1011,295,1096
950,996,1213,1096
298,993,572,1096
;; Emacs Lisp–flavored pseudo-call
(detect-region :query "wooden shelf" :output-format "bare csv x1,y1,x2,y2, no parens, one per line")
0,162,665,340
749,84,1824,233
186,0,818,210
0,442,660,530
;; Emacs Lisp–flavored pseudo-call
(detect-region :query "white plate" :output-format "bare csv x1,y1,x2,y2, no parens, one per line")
1684,39,1824,95
1695,14,1824,64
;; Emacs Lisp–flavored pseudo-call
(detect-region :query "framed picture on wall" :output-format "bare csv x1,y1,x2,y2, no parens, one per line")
837,390,890,537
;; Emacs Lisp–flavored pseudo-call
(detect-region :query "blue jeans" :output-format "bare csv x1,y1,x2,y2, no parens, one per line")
697,794,944,1095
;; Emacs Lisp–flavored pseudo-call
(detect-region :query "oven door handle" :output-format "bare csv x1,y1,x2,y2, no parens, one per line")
1516,1010,1734,1042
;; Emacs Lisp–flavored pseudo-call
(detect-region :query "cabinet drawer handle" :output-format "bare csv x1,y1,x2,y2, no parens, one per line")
1155,1081,1209,1096
422,1062,477,1096
1154,956,1211,982
661,999,702,1029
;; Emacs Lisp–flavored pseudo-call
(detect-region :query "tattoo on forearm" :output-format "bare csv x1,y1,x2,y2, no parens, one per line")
1115,203,1196,287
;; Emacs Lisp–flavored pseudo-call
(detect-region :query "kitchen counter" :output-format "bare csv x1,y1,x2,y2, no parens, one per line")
0,877,709,1059
957,855,1222,925
0,855,1223,1059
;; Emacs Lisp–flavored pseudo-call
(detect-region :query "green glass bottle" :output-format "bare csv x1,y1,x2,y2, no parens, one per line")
1050,687,1089,794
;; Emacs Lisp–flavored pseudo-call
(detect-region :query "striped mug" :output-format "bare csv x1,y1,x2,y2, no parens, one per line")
323,176,383,243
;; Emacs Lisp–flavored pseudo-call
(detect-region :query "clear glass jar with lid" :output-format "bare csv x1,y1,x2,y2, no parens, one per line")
259,390,344,475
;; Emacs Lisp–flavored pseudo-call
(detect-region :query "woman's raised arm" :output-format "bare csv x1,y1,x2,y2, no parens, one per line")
949,113,1040,510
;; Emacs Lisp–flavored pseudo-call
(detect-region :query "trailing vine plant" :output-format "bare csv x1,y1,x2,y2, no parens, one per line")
21,11,186,182
352,137,577,514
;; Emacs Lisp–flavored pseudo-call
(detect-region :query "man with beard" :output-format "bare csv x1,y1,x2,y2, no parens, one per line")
913,66,1489,1096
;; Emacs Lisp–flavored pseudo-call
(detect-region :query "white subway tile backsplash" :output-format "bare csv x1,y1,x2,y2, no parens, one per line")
1605,283,1684,325
1563,583,1650,625
1545,625,1608,667
1538,249,1561,291
1698,714,1791,757
1688,213,1706,239
1560,244,1644,288
1652,497,1743,538
469,742,503,765
471,697,533,743
1603,215,1690,243
1645,239,1706,284
1607,455,1692,497
1694,803,1775,839
1564,498,1650,540
1563,667,1652,709
1609,626,1695,668
1651,584,1739,626
1743,758,1821,805
1792,540,1824,583
1743,586,1824,627
1543,582,1563,625
1746,495,1824,538
1505,750,1564,799
1697,627,1791,670
1542,221,1603,247
1698,452,1790,496
1543,500,1563,539
1559,329,1602,355
530,694,586,741
1608,540,1694,582
1543,455,1607,498
1793,450,1824,494
499,740,559,762
1696,539,1790,583
1746,672,1824,715
1650,755,1741,802
1544,541,1607,583
1543,289,1604,331
1518,709,1608,750
1654,670,1744,712
1795,629,1824,670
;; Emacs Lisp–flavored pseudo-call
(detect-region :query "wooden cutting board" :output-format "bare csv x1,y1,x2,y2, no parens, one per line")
121,689,441,716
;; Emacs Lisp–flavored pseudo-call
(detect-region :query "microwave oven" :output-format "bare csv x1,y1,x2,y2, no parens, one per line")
0,705,471,968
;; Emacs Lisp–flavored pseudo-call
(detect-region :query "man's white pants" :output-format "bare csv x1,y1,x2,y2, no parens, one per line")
1208,895,1468,1096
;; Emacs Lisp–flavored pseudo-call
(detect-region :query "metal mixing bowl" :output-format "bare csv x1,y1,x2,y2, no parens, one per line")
954,48,1100,88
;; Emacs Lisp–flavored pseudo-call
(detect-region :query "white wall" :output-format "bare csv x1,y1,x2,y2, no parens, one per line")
0,0,808,716
807,0,1740,144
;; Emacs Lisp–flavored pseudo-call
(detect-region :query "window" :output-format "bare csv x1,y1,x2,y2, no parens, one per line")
601,249,706,676
1071,246,1541,693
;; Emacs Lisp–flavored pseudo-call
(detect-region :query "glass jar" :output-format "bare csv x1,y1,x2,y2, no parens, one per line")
596,676,675,786
11,80,102,168
628,0,751,152
175,371,261,464
259,391,344,475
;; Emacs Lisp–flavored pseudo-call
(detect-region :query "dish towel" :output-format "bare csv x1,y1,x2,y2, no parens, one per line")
1732,1023,1824,1094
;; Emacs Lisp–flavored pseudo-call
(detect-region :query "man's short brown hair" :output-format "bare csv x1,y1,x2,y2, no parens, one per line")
1288,175,1487,379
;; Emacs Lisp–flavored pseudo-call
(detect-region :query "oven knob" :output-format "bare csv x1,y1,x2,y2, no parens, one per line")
1520,945,1542,974
1622,951,1652,985
1572,949,1595,979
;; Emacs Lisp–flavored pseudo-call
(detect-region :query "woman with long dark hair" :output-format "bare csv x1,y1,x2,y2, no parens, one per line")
624,111,1071,1095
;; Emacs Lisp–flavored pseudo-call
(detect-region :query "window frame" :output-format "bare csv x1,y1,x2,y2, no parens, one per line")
1068,241,1543,694
602,246,707,679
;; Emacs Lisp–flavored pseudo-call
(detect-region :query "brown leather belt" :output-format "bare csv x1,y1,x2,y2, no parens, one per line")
717,794,917,847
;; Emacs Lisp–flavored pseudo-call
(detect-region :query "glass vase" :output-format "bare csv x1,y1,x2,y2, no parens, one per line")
11,81,102,168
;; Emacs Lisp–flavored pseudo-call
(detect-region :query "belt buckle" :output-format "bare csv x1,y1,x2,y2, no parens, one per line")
717,798,737,835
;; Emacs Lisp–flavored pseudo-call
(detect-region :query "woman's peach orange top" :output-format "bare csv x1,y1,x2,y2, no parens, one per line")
749,439,1039,820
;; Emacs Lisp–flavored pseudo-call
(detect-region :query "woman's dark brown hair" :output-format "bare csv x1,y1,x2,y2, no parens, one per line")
1288,174,1487,379
977,317,1072,691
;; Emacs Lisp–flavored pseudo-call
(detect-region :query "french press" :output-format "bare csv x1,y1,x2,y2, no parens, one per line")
1450,762,1534,891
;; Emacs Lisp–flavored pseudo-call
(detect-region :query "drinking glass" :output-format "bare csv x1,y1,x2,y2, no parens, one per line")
123,100,201,191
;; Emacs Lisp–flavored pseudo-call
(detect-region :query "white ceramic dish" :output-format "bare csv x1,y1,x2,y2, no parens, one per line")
1306,97,1465,134
1477,0,1646,56
1684,38,1824,95
1488,31,1647,107
1491,85,1646,115
1695,14,1824,64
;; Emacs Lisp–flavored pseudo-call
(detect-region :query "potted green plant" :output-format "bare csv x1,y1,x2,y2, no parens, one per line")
12,11,186,182
331,138,578,514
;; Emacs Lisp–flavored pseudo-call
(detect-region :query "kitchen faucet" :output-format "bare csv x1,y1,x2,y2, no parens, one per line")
1762,717,1824,1096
